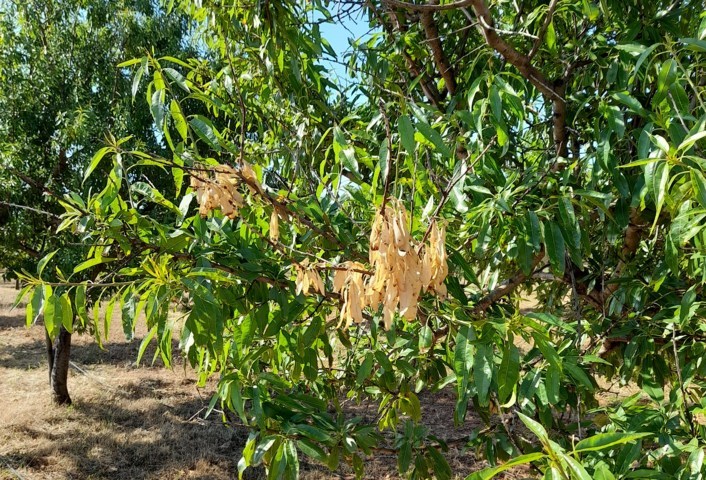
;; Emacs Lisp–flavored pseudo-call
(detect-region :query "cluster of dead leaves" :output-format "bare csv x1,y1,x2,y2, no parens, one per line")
332,199,448,329
190,162,261,219
191,164,448,329
294,259,325,296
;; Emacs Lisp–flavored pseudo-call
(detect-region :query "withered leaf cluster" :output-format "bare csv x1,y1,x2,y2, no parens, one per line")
333,200,448,329
294,259,325,296
190,162,262,219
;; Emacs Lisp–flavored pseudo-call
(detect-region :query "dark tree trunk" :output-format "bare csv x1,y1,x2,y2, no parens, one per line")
45,325,72,405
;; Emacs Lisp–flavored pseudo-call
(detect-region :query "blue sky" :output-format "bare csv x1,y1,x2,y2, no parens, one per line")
318,6,374,85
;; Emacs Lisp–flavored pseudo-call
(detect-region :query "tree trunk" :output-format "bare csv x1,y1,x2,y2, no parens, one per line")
45,325,72,405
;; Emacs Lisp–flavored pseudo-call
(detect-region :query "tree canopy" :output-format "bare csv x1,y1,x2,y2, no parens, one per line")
0,0,193,274
15,0,706,478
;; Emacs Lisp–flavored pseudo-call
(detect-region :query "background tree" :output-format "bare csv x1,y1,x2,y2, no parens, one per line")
18,0,706,478
0,0,194,404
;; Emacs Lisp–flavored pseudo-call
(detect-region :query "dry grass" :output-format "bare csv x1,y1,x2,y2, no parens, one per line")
0,282,533,479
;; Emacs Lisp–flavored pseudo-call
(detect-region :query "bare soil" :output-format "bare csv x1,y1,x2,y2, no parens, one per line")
0,282,531,479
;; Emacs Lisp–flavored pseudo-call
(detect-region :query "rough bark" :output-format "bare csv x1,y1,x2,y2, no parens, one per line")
45,325,72,405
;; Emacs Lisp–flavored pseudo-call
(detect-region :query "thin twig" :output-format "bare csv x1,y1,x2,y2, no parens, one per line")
418,137,496,249
0,201,61,219
378,99,395,213
527,0,559,61
382,0,474,12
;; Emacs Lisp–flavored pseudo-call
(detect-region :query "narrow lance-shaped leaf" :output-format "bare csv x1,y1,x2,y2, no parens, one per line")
497,342,519,404
473,343,493,407
691,169,706,208
190,116,221,151
543,221,566,276
398,115,416,156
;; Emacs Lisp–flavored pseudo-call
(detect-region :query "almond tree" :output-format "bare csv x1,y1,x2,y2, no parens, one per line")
0,0,193,404
19,0,706,477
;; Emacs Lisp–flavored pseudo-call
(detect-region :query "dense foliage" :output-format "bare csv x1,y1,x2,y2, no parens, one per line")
0,0,192,275
15,0,706,478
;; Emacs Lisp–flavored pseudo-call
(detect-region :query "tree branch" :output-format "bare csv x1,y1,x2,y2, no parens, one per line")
381,0,474,12
527,0,559,61
420,0,457,95
0,201,61,219
467,0,568,159
433,252,545,341
382,5,443,107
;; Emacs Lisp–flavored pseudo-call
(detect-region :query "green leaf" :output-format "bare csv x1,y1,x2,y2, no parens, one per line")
517,412,549,444
73,255,116,274
558,197,580,251
489,85,502,121
398,115,416,156
252,436,277,466
682,37,706,52
546,20,556,52
419,325,432,350
427,446,452,480
297,439,327,463
526,312,576,333
152,88,167,127
687,447,704,476
678,131,706,152
497,343,519,404
414,119,451,157
691,169,706,209
190,116,221,151
465,452,546,480
356,352,374,386
612,92,647,117
473,343,493,406
562,453,592,480
582,0,600,20
527,211,541,250
60,292,73,333
657,59,676,92
44,292,61,339
130,64,144,99
564,363,594,391
620,158,662,168
574,432,651,453
37,250,58,277
137,325,158,365
333,126,360,180
291,424,332,443
170,100,188,141
544,221,566,276
651,162,670,229
163,67,189,92
283,440,299,479
454,325,474,422
632,43,660,79
27,285,45,327
75,285,87,327
131,182,180,213
83,146,113,183
117,57,142,68
545,365,560,404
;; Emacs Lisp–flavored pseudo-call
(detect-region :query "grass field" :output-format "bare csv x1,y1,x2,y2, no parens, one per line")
0,281,531,479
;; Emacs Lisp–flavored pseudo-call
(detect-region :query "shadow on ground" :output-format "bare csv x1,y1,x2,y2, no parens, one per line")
1,394,266,480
